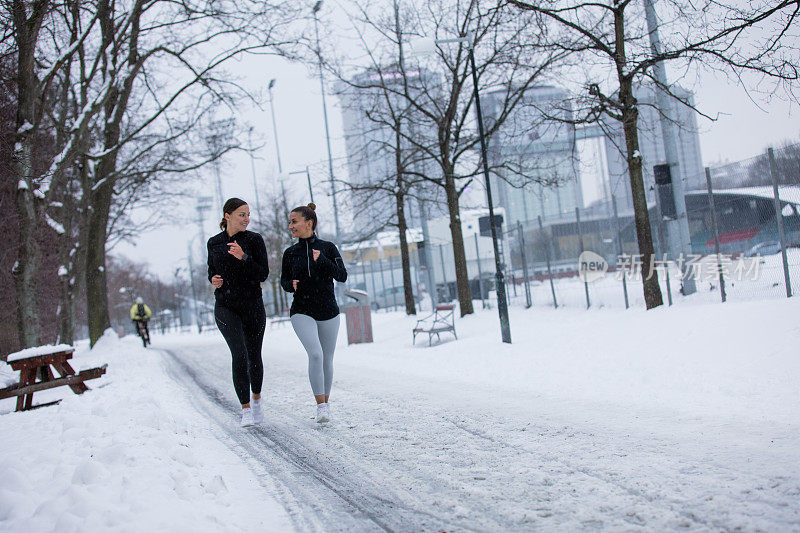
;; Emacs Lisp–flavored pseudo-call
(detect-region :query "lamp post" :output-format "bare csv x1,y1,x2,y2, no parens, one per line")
410,34,511,343
289,167,314,204
247,126,263,217
312,1,342,248
268,79,284,173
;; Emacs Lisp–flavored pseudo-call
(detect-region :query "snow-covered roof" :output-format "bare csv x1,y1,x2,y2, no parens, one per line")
687,186,800,205
342,228,423,252
7,344,74,362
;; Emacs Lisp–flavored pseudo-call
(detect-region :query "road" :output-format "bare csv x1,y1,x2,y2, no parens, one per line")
157,336,800,532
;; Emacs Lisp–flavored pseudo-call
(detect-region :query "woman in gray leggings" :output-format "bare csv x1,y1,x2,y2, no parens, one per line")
281,203,348,423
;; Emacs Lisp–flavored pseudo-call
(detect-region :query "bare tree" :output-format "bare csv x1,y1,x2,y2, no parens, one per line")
5,0,299,347
744,139,800,188
332,3,433,315
325,0,567,316
507,0,799,308
251,183,295,316
4,0,99,347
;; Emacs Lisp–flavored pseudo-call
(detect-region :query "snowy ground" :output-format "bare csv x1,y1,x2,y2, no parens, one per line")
2,297,800,531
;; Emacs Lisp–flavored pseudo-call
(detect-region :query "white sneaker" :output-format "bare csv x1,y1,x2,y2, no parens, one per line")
251,399,263,424
315,403,330,424
240,407,255,427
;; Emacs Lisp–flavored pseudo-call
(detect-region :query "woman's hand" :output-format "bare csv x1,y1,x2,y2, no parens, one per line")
228,240,244,260
292,279,299,291
211,275,224,288
312,249,321,261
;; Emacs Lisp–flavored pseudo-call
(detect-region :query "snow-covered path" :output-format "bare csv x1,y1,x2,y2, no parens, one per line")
2,298,799,531
154,298,800,531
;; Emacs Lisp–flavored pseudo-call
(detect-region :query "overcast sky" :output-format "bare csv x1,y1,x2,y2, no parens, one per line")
114,23,799,281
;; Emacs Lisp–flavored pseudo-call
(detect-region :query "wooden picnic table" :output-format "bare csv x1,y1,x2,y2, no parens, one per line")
0,345,107,412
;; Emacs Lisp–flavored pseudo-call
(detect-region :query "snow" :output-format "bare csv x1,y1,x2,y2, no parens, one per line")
17,122,33,134
58,265,68,277
0,329,294,532
341,228,423,252
0,364,16,388
2,298,799,530
6,344,74,363
45,214,66,235
17,180,28,191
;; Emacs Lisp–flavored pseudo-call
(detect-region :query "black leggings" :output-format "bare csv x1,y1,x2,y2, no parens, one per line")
214,303,266,405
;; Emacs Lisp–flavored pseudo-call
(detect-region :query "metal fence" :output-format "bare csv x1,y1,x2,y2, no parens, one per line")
354,144,800,312
242,144,800,319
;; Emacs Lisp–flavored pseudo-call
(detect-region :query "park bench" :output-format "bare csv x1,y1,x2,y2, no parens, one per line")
413,303,457,346
0,345,107,412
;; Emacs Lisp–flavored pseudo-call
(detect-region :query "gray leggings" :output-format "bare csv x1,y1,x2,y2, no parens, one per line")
290,314,340,396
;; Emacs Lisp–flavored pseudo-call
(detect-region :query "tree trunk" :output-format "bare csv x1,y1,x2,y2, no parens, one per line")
86,179,113,345
12,8,47,348
393,118,416,316
57,187,76,345
395,192,416,315
444,170,474,316
271,279,280,315
619,79,663,309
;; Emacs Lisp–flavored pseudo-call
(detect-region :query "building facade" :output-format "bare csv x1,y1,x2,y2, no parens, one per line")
483,85,582,226
337,67,445,230
601,84,704,215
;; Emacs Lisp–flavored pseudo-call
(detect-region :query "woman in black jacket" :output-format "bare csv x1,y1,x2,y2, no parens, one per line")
281,203,347,423
207,198,269,427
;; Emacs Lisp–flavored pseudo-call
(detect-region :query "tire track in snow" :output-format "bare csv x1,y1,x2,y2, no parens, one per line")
160,347,472,533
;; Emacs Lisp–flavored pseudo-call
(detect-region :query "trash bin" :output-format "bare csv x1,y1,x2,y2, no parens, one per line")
343,289,373,345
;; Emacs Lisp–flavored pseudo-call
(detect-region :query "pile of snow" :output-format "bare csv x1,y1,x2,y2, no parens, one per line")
0,363,16,388
0,328,292,532
6,343,74,363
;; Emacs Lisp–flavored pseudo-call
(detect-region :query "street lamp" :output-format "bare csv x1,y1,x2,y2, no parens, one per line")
312,1,342,246
313,0,344,304
410,33,512,344
247,126,263,217
267,78,284,174
288,167,314,204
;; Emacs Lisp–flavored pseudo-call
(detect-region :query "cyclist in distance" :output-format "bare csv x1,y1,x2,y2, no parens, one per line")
130,296,153,346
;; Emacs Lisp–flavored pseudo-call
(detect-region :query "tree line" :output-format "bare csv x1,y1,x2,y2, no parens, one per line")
2,0,301,352
3,0,797,353
325,0,797,315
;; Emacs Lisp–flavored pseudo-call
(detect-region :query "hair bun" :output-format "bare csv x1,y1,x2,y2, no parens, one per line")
307,202,316,211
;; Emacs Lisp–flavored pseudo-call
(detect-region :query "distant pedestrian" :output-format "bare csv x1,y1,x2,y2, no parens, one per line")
281,203,347,423
207,198,270,427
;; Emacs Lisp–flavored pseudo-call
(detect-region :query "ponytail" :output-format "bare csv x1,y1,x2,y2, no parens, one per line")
220,197,248,231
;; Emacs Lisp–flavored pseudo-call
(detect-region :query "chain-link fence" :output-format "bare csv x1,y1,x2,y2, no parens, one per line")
238,144,800,321
338,144,799,313
683,144,800,302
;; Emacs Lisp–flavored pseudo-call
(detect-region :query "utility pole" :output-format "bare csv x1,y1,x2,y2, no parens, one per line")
643,0,696,295
312,2,342,248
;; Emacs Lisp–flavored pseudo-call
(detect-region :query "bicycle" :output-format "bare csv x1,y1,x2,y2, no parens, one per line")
134,320,151,347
